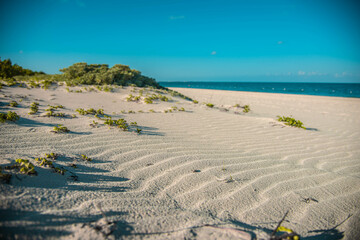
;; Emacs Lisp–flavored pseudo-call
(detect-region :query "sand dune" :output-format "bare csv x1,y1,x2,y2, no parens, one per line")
1,85,360,239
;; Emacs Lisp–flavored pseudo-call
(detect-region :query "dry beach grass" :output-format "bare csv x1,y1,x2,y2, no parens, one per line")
1,84,360,239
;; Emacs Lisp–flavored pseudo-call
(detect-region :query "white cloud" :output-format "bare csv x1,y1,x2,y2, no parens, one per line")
169,15,185,20
211,51,217,55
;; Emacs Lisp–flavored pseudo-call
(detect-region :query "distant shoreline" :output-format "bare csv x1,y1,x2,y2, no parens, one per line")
160,81,360,98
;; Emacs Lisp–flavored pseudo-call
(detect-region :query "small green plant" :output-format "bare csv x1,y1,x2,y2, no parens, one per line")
0,111,20,123
104,117,114,126
277,116,306,129
206,103,214,108
179,107,185,111
9,101,18,107
29,102,39,115
15,159,37,175
90,120,99,127
149,109,155,113
35,157,53,167
71,114,77,118
45,152,58,160
243,105,250,113
136,128,142,134
233,104,240,108
81,154,92,162
144,97,153,104
52,124,70,133
128,110,135,114
130,122,137,126
193,100,199,104
115,118,129,131
76,108,86,115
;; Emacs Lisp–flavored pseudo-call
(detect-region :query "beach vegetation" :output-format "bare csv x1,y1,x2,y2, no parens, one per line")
90,120,99,127
277,116,306,129
35,157,53,168
149,109,155,113
9,101,18,107
59,62,162,88
45,152,58,160
15,158,37,175
81,154,92,162
52,124,70,133
243,105,250,113
206,103,214,108
193,100,199,104
136,128,142,134
29,102,39,115
0,111,20,123
0,58,45,79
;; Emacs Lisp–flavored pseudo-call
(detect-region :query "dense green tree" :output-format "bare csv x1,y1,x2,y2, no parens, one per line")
59,62,161,88
0,58,45,79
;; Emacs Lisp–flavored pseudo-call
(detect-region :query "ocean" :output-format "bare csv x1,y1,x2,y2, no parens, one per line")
159,82,360,98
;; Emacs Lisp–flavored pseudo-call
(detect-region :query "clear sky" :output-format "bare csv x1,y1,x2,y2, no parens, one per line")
1,0,359,82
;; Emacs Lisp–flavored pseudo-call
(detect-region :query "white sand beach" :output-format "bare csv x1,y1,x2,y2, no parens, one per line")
1,85,360,239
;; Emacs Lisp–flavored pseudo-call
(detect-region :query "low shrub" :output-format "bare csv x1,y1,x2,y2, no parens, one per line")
277,116,306,129
52,124,70,133
29,102,39,115
243,105,250,113
0,111,20,122
9,101,18,107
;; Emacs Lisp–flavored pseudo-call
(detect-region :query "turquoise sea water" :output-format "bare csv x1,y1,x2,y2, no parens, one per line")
159,82,360,98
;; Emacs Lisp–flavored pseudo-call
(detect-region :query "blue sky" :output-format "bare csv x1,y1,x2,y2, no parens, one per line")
1,0,359,82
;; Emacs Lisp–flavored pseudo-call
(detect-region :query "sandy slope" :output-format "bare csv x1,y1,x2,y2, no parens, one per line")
1,85,359,239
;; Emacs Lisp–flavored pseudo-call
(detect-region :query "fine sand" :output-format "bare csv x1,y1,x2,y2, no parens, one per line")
1,85,360,239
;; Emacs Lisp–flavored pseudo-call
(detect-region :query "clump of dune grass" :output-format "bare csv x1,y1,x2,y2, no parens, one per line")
206,103,214,108
29,102,39,115
51,124,70,133
277,115,306,129
81,154,92,162
0,111,20,123
15,159,37,175
243,105,250,113
9,101,18,107
45,105,66,117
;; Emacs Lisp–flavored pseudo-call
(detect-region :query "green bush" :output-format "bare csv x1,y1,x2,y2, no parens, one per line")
277,116,306,129
0,58,45,79
59,62,161,88
206,103,214,108
243,105,250,113
52,124,70,133
29,102,39,115
9,101,18,107
0,111,20,123
15,159,37,175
